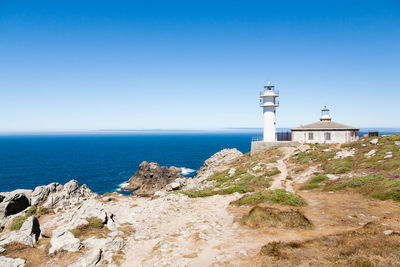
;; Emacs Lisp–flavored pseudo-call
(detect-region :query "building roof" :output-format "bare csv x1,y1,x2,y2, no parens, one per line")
292,121,359,131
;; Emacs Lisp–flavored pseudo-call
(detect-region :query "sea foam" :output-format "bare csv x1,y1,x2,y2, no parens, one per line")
180,167,195,176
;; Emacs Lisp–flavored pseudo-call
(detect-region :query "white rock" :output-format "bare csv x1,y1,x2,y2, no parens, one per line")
0,231,35,248
395,141,400,146
49,228,83,254
0,246,4,253
335,150,355,159
370,138,379,145
228,168,236,177
322,149,331,152
326,174,338,180
19,216,41,242
384,230,393,235
384,154,393,159
0,256,26,267
365,149,376,158
69,248,102,267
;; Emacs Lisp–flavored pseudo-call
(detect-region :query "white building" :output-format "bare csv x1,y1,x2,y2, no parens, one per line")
291,107,359,144
260,81,279,142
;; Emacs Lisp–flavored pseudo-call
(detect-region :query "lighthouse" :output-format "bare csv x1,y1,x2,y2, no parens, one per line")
260,81,279,142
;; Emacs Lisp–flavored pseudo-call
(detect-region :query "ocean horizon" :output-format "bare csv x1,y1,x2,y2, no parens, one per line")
0,129,399,194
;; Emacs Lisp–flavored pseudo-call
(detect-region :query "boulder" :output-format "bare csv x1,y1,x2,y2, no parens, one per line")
0,256,25,267
365,149,376,158
370,138,379,145
125,162,184,196
0,190,32,228
0,190,31,216
395,141,400,146
49,228,83,254
0,231,35,248
31,183,62,206
42,180,92,209
69,248,102,267
19,216,40,242
334,149,355,159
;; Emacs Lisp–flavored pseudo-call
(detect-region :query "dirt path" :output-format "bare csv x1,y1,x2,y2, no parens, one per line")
269,147,296,192
120,193,266,267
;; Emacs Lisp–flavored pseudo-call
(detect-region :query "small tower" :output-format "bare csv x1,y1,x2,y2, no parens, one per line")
320,106,332,122
260,81,279,142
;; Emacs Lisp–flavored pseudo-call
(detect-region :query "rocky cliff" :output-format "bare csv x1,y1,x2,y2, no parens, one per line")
125,161,184,196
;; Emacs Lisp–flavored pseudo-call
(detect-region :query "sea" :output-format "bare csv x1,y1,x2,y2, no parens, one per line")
0,129,399,194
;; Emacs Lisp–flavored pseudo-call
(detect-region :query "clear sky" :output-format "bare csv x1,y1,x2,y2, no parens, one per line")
0,0,399,132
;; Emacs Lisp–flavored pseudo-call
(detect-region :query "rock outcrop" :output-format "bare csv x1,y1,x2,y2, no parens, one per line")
0,216,41,248
0,190,32,227
49,227,83,254
125,161,184,196
184,148,243,190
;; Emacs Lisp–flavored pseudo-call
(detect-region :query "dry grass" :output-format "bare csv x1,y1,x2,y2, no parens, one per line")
240,206,312,229
118,223,135,236
250,222,400,266
0,239,80,267
70,217,110,239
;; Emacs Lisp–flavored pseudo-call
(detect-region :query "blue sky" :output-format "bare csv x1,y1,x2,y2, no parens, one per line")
0,0,399,131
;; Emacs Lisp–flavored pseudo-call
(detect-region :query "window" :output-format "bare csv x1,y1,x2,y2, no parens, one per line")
324,132,331,140
308,132,314,140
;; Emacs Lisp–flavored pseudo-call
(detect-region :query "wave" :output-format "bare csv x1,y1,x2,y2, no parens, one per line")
180,167,195,176
117,182,129,191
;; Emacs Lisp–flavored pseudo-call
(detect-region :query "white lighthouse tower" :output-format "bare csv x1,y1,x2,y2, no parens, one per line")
260,81,279,142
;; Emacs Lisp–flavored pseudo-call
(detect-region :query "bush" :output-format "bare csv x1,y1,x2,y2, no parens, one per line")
232,189,305,206
11,216,26,231
309,174,328,184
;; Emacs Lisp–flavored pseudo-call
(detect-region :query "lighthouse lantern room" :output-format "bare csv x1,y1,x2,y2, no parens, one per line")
260,81,279,142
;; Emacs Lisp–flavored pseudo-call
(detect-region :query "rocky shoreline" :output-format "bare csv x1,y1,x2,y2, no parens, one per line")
0,148,243,267
2,135,400,266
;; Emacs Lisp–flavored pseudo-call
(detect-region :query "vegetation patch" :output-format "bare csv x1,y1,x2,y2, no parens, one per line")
253,222,400,266
180,185,254,198
10,205,50,231
70,217,108,239
231,189,305,206
264,167,281,177
324,175,400,201
241,206,311,229
300,174,329,191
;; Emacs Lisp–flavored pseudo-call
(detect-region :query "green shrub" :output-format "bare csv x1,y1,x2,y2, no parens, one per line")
25,205,37,217
11,216,26,231
265,168,281,177
309,174,328,184
232,189,305,206
299,183,320,190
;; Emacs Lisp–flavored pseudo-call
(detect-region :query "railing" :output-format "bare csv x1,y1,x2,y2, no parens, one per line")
259,90,279,96
368,131,379,137
277,131,292,141
252,136,263,142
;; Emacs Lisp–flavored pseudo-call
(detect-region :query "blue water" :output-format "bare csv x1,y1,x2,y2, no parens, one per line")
0,133,256,194
1,130,399,194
